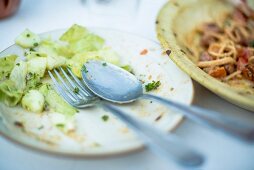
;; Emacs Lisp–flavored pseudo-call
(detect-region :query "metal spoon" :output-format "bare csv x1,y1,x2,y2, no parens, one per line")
82,60,254,143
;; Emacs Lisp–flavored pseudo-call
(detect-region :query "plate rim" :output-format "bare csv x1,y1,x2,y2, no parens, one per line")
0,27,194,158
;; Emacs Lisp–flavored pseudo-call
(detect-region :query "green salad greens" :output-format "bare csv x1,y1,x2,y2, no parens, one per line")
0,24,122,117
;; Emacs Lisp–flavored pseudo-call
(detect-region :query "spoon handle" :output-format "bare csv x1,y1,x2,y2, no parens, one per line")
102,103,204,167
143,94,254,143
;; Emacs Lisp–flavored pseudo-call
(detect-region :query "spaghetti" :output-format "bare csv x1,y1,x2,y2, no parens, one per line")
197,1,254,85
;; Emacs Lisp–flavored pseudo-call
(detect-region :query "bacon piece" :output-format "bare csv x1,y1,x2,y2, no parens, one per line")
209,67,227,78
237,57,248,71
200,23,222,33
233,9,248,25
237,2,254,19
224,64,236,74
237,48,249,70
199,52,213,61
242,64,254,81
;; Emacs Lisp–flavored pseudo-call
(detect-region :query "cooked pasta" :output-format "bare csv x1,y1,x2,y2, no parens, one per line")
197,1,254,85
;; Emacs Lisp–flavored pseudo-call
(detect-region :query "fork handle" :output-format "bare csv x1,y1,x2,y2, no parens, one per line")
102,103,204,167
142,94,254,143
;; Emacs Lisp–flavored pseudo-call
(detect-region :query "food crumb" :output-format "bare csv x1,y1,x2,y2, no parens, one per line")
14,121,24,128
148,75,152,80
140,49,148,55
102,115,109,122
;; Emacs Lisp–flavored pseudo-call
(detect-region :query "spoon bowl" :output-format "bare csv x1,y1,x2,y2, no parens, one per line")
82,60,143,103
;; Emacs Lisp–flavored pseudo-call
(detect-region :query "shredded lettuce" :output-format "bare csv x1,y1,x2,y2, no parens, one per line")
60,24,89,43
46,55,67,70
25,73,41,92
0,55,18,80
25,50,47,60
39,84,77,116
10,60,28,91
67,47,120,78
0,80,23,106
21,90,45,113
1,25,122,117
70,34,105,53
27,57,47,77
38,39,73,59
15,29,41,48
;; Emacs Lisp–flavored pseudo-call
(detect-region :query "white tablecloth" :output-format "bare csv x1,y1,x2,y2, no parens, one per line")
1,0,254,170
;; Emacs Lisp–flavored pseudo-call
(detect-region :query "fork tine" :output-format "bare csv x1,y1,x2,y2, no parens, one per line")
53,69,81,100
66,67,95,96
48,70,78,105
59,67,91,98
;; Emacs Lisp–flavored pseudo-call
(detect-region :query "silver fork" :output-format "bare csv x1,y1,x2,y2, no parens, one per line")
48,67,204,167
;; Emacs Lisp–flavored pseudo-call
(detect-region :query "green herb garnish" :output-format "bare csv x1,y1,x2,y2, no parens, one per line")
26,34,30,37
145,81,161,92
102,115,109,122
16,63,20,66
82,65,88,73
121,65,133,74
102,62,107,66
56,123,65,129
33,42,39,47
73,87,79,93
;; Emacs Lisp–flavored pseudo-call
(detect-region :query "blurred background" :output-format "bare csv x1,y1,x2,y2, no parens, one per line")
0,0,159,51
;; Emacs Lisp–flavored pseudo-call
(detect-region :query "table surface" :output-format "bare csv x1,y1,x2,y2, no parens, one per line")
0,0,254,170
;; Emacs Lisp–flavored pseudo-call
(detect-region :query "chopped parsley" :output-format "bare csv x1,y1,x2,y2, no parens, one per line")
145,81,161,92
26,34,30,37
16,63,20,66
121,65,133,74
56,123,65,129
38,125,44,130
102,62,107,66
33,42,39,47
82,65,88,73
102,115,109,122
73,87,79,93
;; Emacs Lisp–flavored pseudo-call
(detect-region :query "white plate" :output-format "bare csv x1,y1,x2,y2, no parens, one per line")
0,28,194,157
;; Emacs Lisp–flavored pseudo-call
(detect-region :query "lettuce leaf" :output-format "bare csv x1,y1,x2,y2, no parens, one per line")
25,72,42,92
70,34,105,53
10,60,28,91
38,39,73,59
21,90,45,113
59,24,89,43
0,80,23,106
15,29,41,48
27,57,47,77
39,84,77,116
0,55,18,80
67,47,120,78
